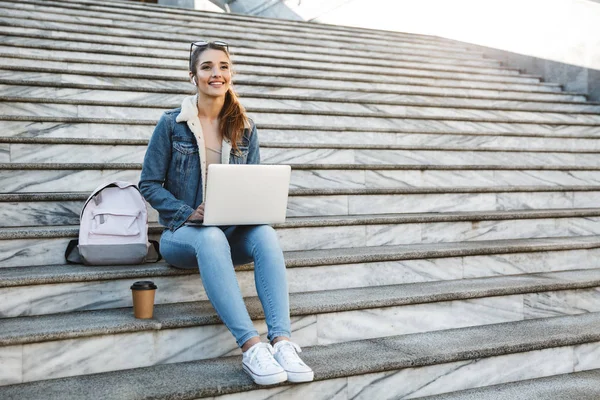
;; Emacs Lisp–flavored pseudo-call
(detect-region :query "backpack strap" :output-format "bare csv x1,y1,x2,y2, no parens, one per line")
65,239,83,264
146,240,162,262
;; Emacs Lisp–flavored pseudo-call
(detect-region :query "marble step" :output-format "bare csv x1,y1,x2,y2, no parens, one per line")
0,162,595,216
5,171,600,224
1,269,600,384
3,206,600,267
10,136,600,155
6,104,600,136
0,36,514,81
4,0,487,54
0,49,559,94
4,0,474,52
6,97,600,128
235,112,600,136
4,122,600,148
8,142,600,166
0,25,501,72
4,164,600,224
5,164,600,193
1,170,600,206
52,0,474,55
5,175,597,228
2,234,600,316
21,113,599,146
1,85,596,115
233,128,600,146
0,54,544,87
4,234,600,287
0,57,562,93
0,6,501,64
3,157,600,193
0,4,498,65
0,74,582,106
1,312,599,397
421,369,600,400
0,44,532,82
5,264,600,332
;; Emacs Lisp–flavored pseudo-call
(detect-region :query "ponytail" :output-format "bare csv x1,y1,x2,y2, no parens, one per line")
219,87,250,153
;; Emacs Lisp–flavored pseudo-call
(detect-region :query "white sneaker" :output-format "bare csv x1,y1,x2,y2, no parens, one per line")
242,342,288,385
273,341,314,383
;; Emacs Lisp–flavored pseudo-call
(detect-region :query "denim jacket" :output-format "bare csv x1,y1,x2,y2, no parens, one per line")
139,95,260,231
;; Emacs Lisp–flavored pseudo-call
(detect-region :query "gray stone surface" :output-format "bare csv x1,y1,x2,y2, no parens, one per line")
3,125,600,150
6,94,600,126
9,138,600,155
1,313,599,399
2,0,469,52
0,52,540,86
13,143,600,166
2,268,600,346
470,41,600,103
0,73,583,102
1,85,599,115
420,369,600,399
2,235,600,287
0,69,576,103
16,0,458,52
10,95,600,126
2,207,600,239
0,42,516,79
0,27,495,74
0,11,495,66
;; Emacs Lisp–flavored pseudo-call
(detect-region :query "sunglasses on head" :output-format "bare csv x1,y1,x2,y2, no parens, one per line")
189,40,229,71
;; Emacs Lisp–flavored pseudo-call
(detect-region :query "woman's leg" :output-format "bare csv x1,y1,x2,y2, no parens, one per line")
160,226,260,348
227,225,313,383
226,225,291,342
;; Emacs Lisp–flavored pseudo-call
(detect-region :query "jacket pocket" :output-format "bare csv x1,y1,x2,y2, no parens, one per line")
170,140,199,197
230,145,249,164
173,140,198,155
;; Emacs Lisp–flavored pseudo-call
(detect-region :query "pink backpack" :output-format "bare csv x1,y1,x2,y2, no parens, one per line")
65,181,160,265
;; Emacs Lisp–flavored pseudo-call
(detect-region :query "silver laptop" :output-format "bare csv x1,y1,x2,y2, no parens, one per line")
201,164,291,226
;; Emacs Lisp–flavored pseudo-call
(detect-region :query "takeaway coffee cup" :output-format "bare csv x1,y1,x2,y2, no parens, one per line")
130,281,158,319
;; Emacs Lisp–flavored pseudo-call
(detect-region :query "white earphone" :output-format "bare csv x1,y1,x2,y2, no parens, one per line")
191,76,197,86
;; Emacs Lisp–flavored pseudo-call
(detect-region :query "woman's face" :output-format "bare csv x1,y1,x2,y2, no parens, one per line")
191,48,232,98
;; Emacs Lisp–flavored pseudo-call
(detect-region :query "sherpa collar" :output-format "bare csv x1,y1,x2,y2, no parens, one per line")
174,94,233,202
175,94,202,124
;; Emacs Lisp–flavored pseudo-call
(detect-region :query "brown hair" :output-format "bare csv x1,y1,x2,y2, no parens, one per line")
190,43,250,153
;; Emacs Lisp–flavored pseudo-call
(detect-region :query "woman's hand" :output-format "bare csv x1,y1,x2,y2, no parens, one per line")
187,203,205,222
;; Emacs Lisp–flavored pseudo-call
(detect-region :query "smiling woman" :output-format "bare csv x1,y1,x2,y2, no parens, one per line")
138,40,314,386
188,41,249,157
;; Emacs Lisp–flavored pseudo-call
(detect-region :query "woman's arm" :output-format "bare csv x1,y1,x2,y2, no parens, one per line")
139,112,195,231
246,122,261,165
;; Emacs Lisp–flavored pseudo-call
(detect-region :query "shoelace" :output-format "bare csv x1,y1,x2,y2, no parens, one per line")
277,341,305,366
247,343,277,368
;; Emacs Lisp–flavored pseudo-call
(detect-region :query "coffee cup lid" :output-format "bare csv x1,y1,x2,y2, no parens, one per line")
130,281,157,290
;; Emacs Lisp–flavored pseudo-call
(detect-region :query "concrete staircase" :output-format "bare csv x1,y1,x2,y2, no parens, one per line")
1,0,600,398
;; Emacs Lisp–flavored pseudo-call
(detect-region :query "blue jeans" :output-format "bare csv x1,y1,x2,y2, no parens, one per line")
160,224,291,347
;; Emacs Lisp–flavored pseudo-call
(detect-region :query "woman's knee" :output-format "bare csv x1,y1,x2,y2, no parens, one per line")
248,225,279,242
193,226,229,251
246,225,283,256
159,230,197,269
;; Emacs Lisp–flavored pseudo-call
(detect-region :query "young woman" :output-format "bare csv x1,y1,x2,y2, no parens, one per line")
139,41,313,386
